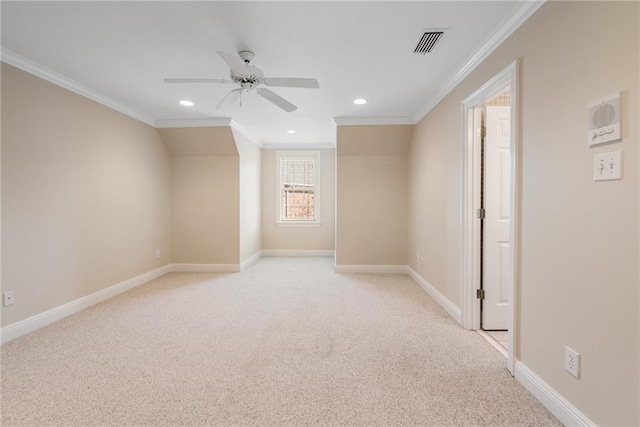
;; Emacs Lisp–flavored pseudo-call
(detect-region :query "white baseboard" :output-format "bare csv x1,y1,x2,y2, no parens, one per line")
407,266,462,325
0,264,172,344
335,265,408,274
240,251,262,270
170,263,241,273
261,249,335,257
515,361,595,426
407,269,593,425
1,256,595,427
477,329,508,358
1,254,339,343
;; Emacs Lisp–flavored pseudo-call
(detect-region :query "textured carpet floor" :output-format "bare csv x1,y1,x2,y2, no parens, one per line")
1,257,560,426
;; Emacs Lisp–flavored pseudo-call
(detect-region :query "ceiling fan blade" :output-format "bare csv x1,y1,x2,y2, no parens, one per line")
263,78,319,89
257,88,297,112
217,89,241,110
217,51,248,78
164,78,231,84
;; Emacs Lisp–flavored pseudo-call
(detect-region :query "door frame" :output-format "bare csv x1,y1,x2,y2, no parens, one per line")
460,60,519,375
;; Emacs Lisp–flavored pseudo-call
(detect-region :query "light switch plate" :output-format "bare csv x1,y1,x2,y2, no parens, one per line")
594,151,622,181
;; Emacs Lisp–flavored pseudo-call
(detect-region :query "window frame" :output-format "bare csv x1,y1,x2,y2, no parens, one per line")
276,150,321,227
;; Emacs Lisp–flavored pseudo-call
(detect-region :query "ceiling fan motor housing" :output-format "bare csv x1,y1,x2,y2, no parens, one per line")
228,51,264,85
238,50,255,64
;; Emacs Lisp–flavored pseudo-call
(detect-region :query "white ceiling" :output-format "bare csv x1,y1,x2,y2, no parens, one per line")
1,1,534,147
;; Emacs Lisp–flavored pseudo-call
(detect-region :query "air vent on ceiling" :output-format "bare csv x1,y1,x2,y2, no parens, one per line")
413,30,445,54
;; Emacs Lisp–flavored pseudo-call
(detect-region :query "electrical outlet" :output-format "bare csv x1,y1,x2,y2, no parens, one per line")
155,249,161,260
565,347,580,378
416,253,424,266
3,291,15,307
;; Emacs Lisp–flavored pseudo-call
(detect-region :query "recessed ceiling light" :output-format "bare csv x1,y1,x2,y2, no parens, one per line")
286,130,296,134
353,98,367,105
179,100,194,107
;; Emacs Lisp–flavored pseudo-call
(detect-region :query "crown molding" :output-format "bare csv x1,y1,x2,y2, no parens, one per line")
333,117,415,126
412,0,545,123
3,0,544,140
1,48,155,127
156,118,264,148
154,118,234,128
230,120,263,148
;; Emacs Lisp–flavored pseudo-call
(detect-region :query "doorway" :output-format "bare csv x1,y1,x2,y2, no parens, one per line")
461,61,518,375
482,99,511,352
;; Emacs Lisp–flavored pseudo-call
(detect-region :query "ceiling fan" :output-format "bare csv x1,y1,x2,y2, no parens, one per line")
164,51,319,113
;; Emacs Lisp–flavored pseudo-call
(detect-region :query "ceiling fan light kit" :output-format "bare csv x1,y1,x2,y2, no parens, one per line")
164,50,319,113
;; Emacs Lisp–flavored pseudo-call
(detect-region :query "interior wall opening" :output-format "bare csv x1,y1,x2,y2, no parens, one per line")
461,60,518,374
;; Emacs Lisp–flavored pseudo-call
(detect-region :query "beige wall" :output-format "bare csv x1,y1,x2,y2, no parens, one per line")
1,63,172,326
261,149,335,251
159,127,239,157
407,2,639,424
159,128,240,265
170,156,240,264
407,101,462,305
336,125,413,266
233,129,262,262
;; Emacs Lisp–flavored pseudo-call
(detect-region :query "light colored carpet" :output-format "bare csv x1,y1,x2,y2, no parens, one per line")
1,257,560,426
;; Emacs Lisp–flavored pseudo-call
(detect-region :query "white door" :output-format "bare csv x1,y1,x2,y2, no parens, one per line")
482,106,511,330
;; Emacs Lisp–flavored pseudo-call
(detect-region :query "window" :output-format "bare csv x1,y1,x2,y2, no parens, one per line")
277,151,320,225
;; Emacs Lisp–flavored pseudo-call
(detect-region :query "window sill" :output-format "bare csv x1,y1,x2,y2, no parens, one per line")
276,222,322,228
